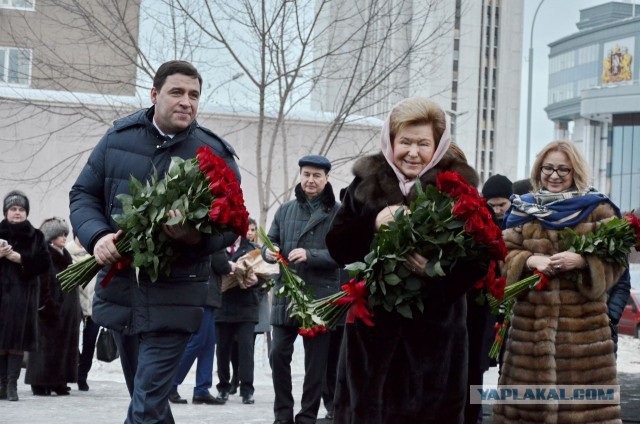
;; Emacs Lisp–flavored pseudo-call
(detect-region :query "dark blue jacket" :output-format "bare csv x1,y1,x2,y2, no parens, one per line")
608,267,631,325
70,107,240,335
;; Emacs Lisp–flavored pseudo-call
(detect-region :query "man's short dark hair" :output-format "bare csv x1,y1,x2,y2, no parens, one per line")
153,60,203,93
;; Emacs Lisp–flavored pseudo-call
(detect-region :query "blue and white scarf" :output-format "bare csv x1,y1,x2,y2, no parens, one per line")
504,187,620,230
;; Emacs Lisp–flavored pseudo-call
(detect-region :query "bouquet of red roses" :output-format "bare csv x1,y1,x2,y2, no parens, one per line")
258,227,327,337
485,211,640,358
59,146,249,291
308,171,507,329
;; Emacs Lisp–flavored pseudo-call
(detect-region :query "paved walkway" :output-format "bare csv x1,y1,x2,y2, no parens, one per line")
2,335,639,423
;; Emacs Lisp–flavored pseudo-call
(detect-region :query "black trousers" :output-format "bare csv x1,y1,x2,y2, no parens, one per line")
78,317,100,383
321,326,343,415
270,325,331,424
216,321,255,396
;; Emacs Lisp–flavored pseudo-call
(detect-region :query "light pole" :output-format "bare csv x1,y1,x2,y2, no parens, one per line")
445,109,469,142
525,0,547,174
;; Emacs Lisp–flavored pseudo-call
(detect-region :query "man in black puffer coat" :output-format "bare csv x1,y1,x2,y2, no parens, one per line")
69,61,239,424
262,155,341,424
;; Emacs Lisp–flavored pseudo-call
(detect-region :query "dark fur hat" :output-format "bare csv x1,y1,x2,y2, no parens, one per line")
40,217,69,243
3,190,30,216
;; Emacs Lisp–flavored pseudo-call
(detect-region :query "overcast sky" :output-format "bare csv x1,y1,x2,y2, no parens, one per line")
517,0,624,178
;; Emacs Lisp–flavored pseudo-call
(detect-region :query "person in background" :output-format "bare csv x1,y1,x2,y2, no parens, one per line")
464,174,513,424
169,249,230,405
0,191,50,401
512,178,533,197
493,140,624,423
607,257,631,356
262,155,341,424
26,217,81,396
213,230,263,405
69,60,240,423
228,218,271,397
68,233,99,392
481,174,513,229
320,269,347,422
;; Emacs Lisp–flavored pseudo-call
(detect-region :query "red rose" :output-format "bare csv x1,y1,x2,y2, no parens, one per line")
452,194,481,219
209,197,231,224
488,276,506,299
196,147,219,173
464,212,485,236
486,238,507,261
436,171,467,195
209,178,228,196
475,260,496,289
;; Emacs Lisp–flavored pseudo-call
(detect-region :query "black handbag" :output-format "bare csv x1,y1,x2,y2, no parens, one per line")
96,328,119,363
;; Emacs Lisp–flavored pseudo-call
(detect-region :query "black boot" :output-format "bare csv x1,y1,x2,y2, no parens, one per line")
7,353,23,401
0,354,7,400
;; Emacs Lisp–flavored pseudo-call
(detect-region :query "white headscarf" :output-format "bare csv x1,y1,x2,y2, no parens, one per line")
380,98,452,196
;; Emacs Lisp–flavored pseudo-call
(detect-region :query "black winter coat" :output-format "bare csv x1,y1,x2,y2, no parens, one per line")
0,220,50,351
69,107,239,335
216,239,263,323
325,153,489,424
207,249,231,309
26,245,81,386
262,183,341,327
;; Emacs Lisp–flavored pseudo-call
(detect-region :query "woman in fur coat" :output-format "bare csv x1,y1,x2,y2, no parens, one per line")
0,191,51,401
325,97,489,424
493,140,624,423
26,217,81,396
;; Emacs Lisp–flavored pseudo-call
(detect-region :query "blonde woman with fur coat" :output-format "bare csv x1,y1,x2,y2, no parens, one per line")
493,140,624,423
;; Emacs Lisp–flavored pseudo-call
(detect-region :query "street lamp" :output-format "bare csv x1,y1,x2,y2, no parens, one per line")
445,109,469,141
525,0,547,173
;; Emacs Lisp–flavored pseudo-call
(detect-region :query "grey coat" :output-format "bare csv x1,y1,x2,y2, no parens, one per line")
262,183,341,327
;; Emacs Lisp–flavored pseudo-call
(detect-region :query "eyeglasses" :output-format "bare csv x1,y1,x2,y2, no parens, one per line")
540,165,572,177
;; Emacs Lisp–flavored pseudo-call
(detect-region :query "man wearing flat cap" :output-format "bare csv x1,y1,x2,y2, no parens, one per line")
262,155,341,424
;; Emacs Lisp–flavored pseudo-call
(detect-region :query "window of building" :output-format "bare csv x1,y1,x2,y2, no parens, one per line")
548,82,574,103
577,77,598,93
0,0,35,10
549,50,575,74
0,47,32,86
610,123,640,212
577,44,598,65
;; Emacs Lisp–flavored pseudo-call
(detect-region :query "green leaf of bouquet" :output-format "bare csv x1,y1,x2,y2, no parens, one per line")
378,278,387,295
345,262,366,274
165,216,182,226
404,276,421,291
396,303,413,319
384,273,402,286
382,258,397,274
426,260,445,277
192,207,208,220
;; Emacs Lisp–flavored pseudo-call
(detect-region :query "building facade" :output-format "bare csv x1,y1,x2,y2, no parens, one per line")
0,0,138,95
545,1,640,212
311,0,525,183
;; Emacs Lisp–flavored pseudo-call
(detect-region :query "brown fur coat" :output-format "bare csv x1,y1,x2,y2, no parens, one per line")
493,202,624,424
